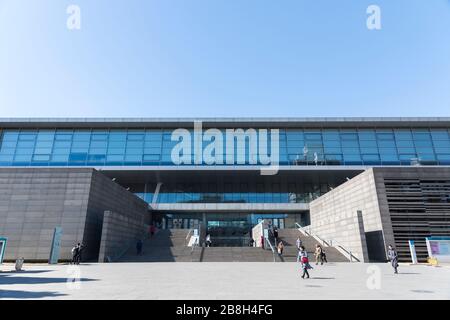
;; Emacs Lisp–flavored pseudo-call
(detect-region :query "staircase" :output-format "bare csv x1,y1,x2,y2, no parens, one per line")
118,228,350,263
200,247,277,262
276,228,349,262
119,229,202,262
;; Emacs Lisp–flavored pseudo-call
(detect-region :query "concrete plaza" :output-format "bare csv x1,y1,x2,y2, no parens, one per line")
1,262,449,300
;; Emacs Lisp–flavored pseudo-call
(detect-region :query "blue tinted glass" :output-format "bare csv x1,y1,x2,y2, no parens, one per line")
358,130,376,140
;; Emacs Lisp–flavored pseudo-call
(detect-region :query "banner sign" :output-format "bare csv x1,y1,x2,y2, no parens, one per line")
426,237,450,263
49,227,63,264
0,237,7,264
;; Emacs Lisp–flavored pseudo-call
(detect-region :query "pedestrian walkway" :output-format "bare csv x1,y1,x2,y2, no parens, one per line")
1,262,449,300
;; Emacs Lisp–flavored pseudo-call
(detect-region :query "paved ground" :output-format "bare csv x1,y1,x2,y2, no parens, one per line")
1,262,449,300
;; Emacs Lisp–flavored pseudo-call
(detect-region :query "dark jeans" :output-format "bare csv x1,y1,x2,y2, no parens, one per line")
301,268,309,278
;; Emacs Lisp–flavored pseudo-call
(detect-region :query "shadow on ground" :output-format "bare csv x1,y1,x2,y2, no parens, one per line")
0,270,53,274
0,274,98,285
0,289,67,299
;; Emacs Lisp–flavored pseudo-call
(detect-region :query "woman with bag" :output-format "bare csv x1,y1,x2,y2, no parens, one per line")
277,241,284,256
298,246,312,279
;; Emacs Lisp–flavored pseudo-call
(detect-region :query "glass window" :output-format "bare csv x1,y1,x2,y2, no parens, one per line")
376,133,394,140
18,133,37,140
1,141,17,148
341,140,359,148
379,148,398,155
2,132,19,141
430,130,449,140
69,153,87,161
342,147,360,155
107,148,125,155
35,141,53,148
109,131,127,140
36,131,55,141
341,133,358,140
32,155,50,161
322,130,340,140
17,141,35,148
378,140,396,148
397,147,416,154
34,148,52,155
396,140,414,148
106,155,124,162
362,154,380,162
394,130,413,140
412,130,431,140
73,131,91,141
50,154,69,162
324,147,342,154
143,154,160,161
358,130,376,140
437,154,450,161
55,133,73,140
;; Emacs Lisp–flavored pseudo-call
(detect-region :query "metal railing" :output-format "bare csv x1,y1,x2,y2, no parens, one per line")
295,223,360,262
264,236,277,262
191,237,199,253
185,228,194,246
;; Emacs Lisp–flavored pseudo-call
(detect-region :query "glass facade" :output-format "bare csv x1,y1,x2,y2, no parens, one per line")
134,180,332,204
154,212,308,246
1,127,450,166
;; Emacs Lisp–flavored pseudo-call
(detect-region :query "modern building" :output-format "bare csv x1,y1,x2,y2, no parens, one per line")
1,118,450,262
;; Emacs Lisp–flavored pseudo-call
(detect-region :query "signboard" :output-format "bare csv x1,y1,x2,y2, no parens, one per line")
0,237,7,264
49,227,63,264
408,240,418,264
426,237,450,263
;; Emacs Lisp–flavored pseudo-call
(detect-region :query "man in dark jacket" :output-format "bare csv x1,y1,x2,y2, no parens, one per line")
76,243,85,265
71,244,79,264
387,245,399,274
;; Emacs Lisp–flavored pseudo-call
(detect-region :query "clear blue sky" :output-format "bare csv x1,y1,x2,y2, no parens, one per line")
1,0,450,118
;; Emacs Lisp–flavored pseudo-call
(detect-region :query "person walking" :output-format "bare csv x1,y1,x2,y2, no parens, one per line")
298,246,312,279
315,244,324,265
136,239,143,255
273,227,279,245
71,244,79,265
387,245,399,274
321,248,328,263
149,224,156,238
205,234,212,247
296,237,302,251
277,241,284,256
76,243,84,265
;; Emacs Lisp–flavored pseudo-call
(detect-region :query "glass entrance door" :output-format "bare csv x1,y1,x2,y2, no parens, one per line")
206,214,251,246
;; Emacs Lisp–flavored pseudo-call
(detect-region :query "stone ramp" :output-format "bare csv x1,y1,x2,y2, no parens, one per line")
277,228,349,262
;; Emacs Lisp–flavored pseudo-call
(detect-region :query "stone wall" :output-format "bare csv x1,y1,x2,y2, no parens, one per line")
98,211,148,262
0,168,149,262
309,169,383,262
0,168,92,261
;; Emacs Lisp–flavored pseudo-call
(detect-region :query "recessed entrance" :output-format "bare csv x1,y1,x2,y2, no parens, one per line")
153,212,308,247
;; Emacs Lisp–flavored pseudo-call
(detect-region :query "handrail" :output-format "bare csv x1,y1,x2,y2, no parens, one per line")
295,222,360,262
264,236,277,262
185,229,193,246
191,237,199,253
